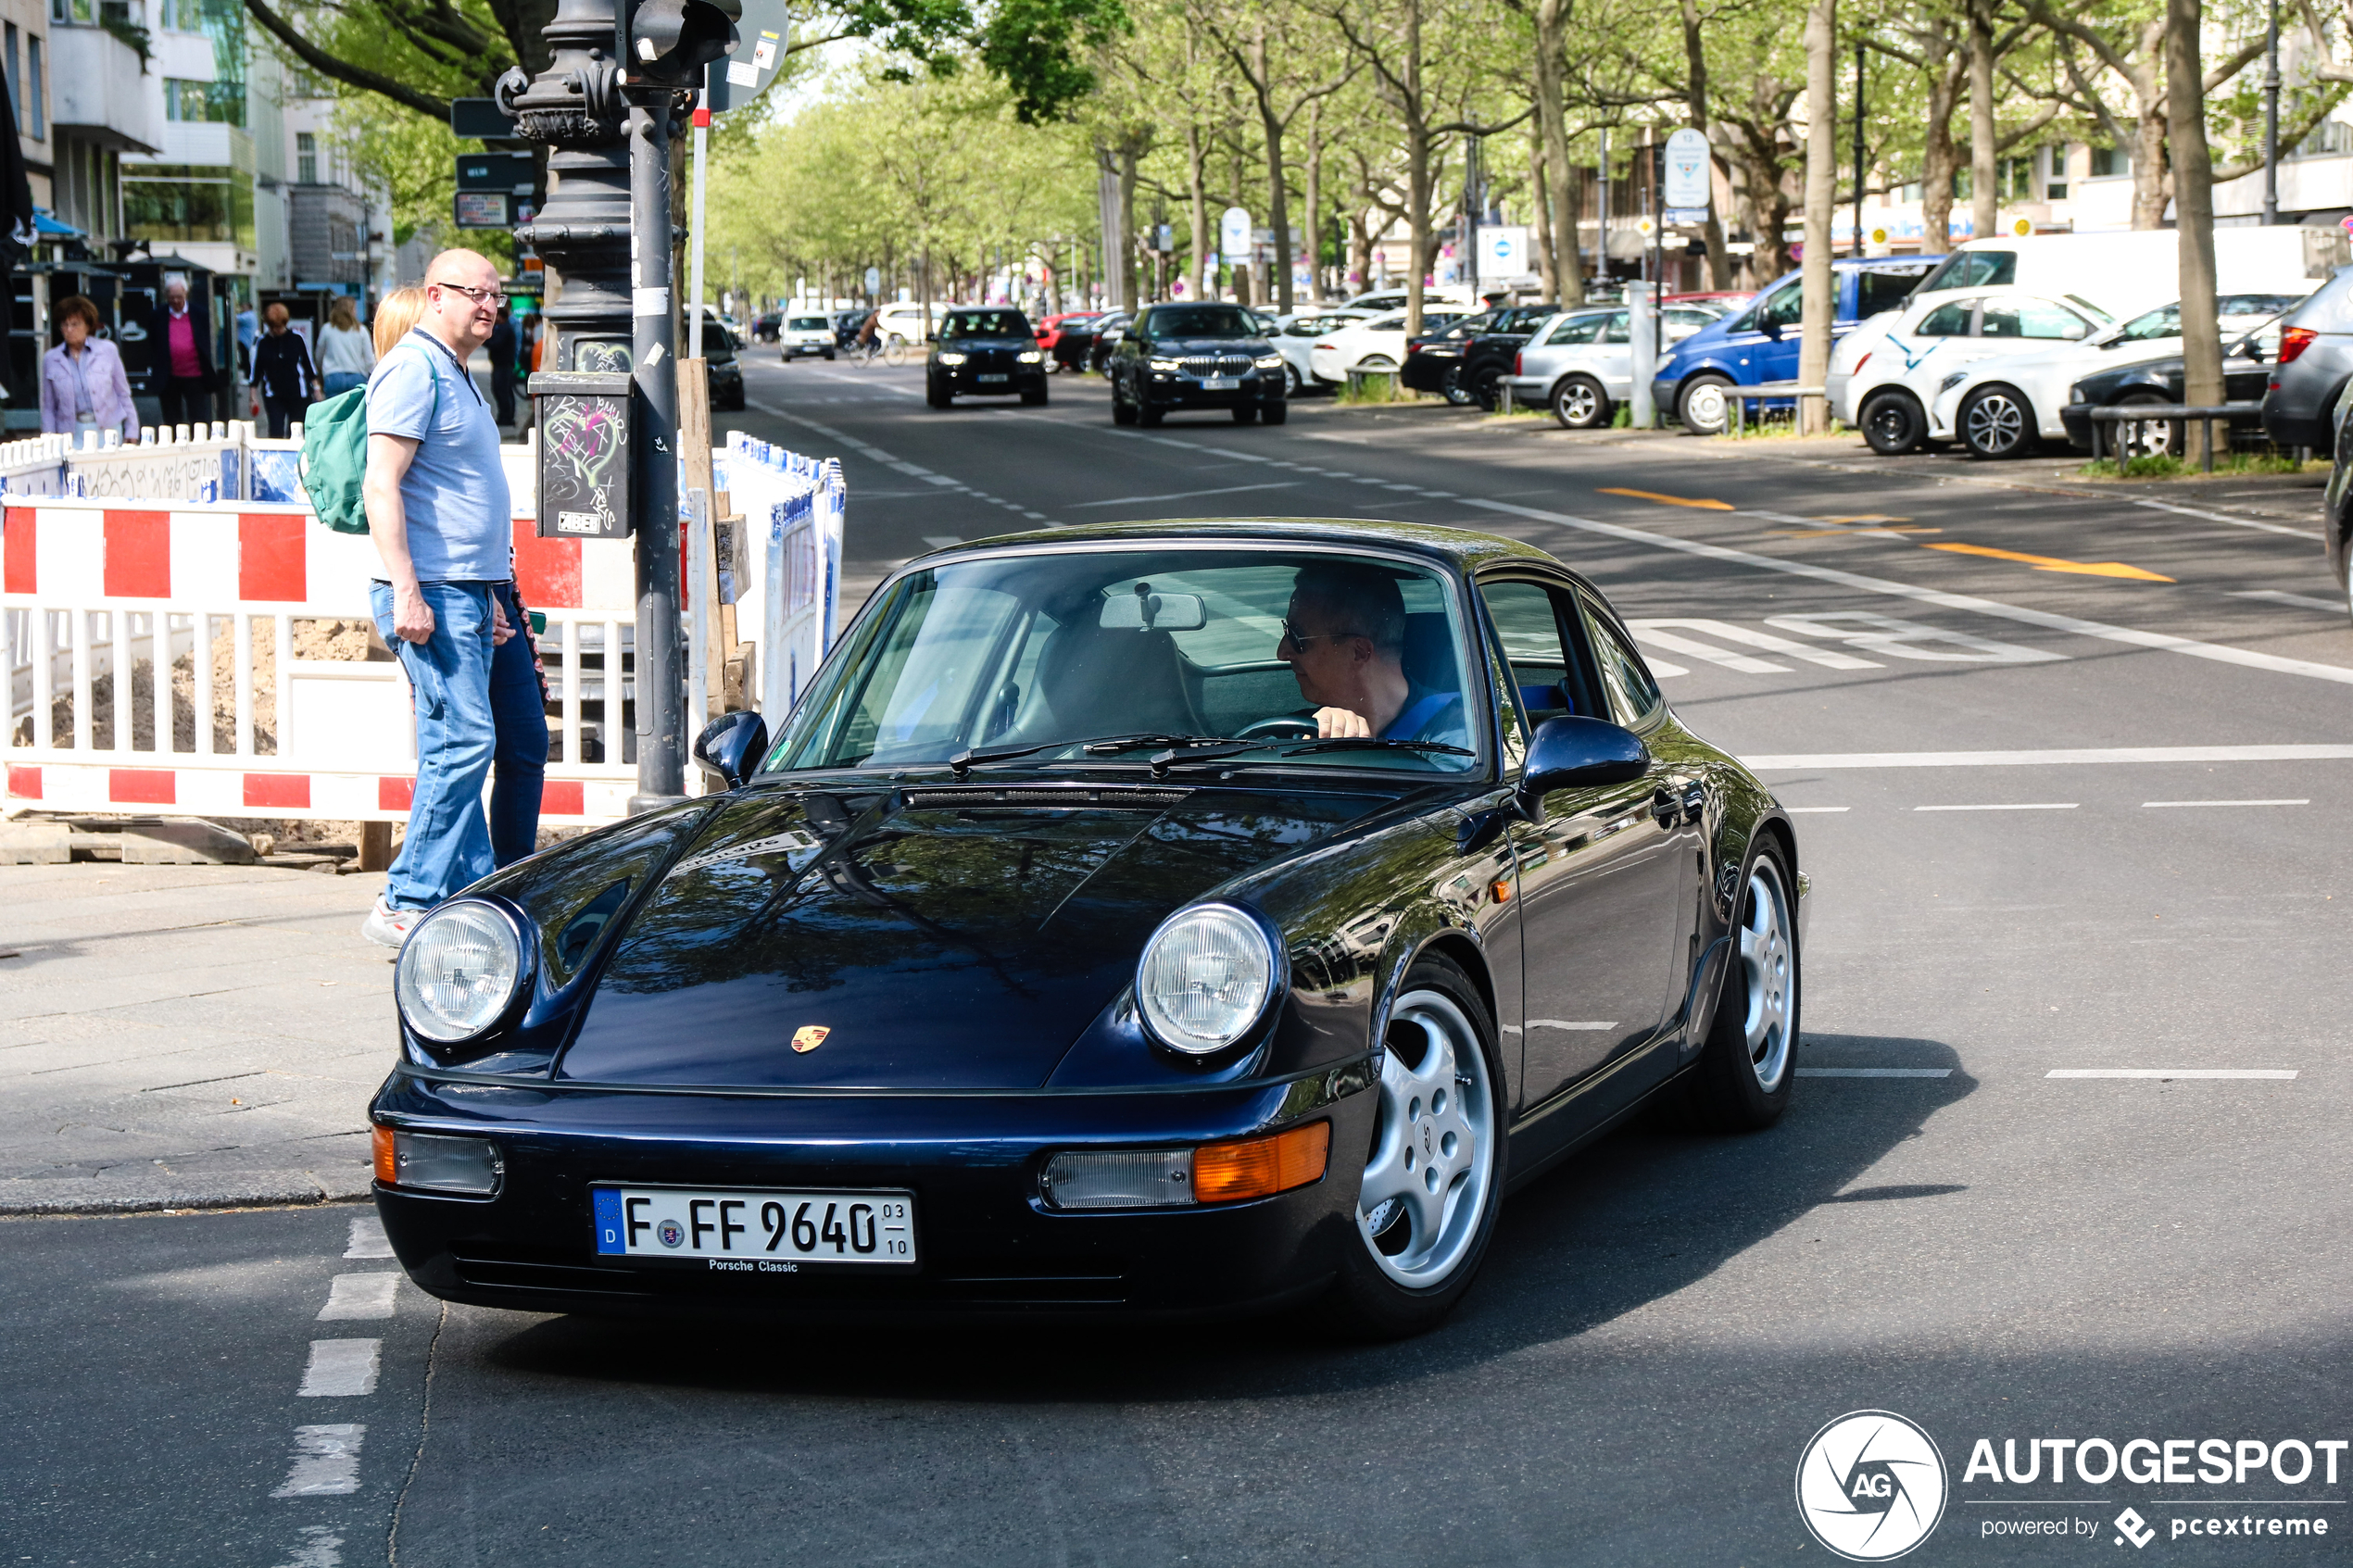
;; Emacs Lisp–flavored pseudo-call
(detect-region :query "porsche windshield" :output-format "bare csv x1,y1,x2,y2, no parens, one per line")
765,548,1480,774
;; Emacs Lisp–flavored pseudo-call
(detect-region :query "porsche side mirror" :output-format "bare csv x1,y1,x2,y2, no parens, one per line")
1516,715,1650,815
693,709,770,790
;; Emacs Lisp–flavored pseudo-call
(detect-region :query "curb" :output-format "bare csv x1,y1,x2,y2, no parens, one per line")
0,1166,374,1217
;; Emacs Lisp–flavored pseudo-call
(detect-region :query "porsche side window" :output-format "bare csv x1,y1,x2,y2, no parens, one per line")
1478,580,1580,728
1579,597,1665,727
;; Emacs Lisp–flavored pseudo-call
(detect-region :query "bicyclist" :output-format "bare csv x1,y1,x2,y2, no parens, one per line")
856,310,879,355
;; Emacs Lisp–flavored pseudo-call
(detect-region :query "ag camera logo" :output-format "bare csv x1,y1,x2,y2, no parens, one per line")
1796,1411,1950,1561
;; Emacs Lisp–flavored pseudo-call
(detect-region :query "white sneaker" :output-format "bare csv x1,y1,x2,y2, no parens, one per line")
361,897,422,948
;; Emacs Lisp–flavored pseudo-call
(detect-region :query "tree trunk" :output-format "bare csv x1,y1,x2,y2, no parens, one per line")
1305,104,1327,301
1188,123,1211,300
1119,141,1142,307
1529,130,1556,300
2133,84,2172,230
1533,0,1583,305
1677,0,1732,290
2167,0,2222,462
1800,0,1837,435
1968,0,1999,242
1921,54,1963,251
1349,209,1371,293
1249,24,1296,315
1402,0,1432,337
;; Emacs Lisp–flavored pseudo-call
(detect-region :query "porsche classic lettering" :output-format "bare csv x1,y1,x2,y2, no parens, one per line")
371,520,1805,1337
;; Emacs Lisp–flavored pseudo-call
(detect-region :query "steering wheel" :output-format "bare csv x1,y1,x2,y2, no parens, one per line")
1237,715,1319,740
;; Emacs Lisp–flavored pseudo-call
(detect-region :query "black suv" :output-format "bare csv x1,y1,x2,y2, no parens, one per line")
1106,303,1289,426
926,308,1050,408
1400,307,1501,401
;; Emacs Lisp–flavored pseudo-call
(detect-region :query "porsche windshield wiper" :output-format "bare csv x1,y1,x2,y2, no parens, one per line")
1278,737,1477,758
949,733,1235,778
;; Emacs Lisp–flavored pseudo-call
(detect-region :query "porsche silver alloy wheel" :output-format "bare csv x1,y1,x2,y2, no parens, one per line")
1964,388,2029,456
1738,858,1795,1094
1358,988,1495,1287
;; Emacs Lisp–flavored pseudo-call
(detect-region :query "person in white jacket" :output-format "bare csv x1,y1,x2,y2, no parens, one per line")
316,295,376,397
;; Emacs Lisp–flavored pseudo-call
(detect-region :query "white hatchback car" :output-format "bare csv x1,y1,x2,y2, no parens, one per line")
1500,303,1730,428
1928,294,2310,458
1266,309,1378,395
1828,287,2111,454
1309,309,1465,386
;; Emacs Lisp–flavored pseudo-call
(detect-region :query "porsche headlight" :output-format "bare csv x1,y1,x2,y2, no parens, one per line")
937,351,967,365
1137,903,1276,1053
396,901,528,1043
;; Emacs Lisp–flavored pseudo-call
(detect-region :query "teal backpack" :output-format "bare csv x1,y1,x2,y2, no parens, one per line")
297,342,438,533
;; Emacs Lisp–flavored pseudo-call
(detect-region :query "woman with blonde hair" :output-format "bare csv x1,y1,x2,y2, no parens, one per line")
317,294,375,397
371,287,427,359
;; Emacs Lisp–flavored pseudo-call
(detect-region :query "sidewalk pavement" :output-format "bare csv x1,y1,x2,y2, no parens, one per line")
1,862,394,1214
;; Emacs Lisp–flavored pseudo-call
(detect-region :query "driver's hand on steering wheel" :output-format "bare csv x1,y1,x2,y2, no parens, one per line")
1315,706,1372,739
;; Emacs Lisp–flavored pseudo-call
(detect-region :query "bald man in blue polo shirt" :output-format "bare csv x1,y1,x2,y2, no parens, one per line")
1276,559,1467,746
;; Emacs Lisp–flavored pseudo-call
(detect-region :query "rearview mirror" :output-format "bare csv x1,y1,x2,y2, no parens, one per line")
1758,319,1784,341
1101,586,1208,631
1516,716,1649,813
693,709,770,790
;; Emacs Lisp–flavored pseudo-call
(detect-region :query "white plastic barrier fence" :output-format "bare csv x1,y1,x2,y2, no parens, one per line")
0,420,539,512
4,496,637,823
720,433,844,723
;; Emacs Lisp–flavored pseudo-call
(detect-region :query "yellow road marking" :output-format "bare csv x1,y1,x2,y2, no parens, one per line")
1818,514,1912,523
1596,487,1735,510
1772,525,1943,538
1922,542,2174,583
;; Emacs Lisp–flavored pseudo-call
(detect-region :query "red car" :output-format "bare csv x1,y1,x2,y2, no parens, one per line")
1036,312,1104,367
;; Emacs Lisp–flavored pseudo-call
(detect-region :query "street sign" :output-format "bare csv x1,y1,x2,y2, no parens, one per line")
1478,224,1526,276
1634,216,1658,239
458,150,537,195
1663,207,1709,225
1220,207,1252,262
455,192,511,229
705,0,791,112
863,266,881,293
449,97,522,143
1664,129,1711,211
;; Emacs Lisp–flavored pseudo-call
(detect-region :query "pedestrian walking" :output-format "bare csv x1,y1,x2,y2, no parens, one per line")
317,295,375,397
487,303,518,427
251,302,320,440
40,295,137,442
371,287,426,359
149,277,220,431
358,250,546,948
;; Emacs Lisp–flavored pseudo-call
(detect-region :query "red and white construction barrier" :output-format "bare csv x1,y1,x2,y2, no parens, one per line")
4,497,642,824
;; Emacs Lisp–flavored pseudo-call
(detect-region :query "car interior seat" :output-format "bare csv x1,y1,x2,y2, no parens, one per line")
1030,618,1203,740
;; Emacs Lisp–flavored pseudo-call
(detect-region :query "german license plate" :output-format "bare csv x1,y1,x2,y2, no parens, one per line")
977,373,1009,383
592,1185,916,1267
1201,376,1239,390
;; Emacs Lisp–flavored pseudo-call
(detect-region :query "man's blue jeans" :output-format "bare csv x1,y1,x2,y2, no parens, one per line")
369,580,547,910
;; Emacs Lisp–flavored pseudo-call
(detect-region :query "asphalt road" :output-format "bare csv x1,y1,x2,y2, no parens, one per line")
7,357,2353,1566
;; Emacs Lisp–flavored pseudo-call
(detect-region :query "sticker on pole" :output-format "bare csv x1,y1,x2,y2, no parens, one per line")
705,1,791,113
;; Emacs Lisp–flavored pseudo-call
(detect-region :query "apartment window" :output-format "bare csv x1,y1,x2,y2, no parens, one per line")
2289,120,2353,160
5,25,18,136
296,131,316,183
2089,144,2130,178
1995,155,2036,202
2045,144,2068,201
124,162,255,248
165,76,244,126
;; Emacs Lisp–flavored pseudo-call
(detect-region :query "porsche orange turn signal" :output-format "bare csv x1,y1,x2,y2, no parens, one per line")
1191,1121,1330,1204
371,1124,396,1185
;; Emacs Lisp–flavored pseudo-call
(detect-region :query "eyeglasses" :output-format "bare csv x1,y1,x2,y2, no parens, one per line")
1280,617,1366,648
430,281,505,306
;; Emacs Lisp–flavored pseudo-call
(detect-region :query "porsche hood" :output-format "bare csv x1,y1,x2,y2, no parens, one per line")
551,785,1373,1090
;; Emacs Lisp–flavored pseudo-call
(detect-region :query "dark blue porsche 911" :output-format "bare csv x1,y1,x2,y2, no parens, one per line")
370,518,1805,1338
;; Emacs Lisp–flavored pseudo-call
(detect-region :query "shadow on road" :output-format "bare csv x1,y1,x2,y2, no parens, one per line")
472,1032,1973,1401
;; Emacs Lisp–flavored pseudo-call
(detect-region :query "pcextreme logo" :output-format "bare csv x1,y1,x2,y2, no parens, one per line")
1796,1410,1951,1561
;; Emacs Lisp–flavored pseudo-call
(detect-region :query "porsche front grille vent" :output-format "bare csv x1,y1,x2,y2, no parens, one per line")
908,786,1191,809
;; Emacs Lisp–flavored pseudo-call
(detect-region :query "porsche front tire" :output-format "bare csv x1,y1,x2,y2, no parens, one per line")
1318,952,1505,1341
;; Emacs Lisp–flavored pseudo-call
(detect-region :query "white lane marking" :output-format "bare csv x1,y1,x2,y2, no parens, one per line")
343,1214,392,1260
1464,496,2353,687
1069,481,1302,508
271,1426,365,1499
806,370,921,397
1745,744,2353,770
266,1524,346,1566
2133,497,2311,538
1915,802,2078,811
317,1273,400,1322
922,534,963,548
1526,1019,1615,1031
1645,656,1692,678
1786,806,1851,813
1628,624,1789,673
1798,1067,1954,1078
1765,611,2057,664
1632,617,1882,670
2142,797,2309,808
2047,1068,2297,1079
744,401,955,485
298,1339,382,1397
2232,589,2344,612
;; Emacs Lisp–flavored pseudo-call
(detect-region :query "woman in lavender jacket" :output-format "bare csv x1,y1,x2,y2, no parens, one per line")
41,295,139,442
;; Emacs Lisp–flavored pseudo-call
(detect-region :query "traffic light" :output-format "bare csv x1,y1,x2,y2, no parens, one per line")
622,0,740,87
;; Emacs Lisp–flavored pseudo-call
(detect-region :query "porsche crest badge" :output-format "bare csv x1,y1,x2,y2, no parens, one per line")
790,1025,831,1054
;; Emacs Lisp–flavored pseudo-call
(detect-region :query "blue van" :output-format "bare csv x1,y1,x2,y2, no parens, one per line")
1651,257,1943,433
